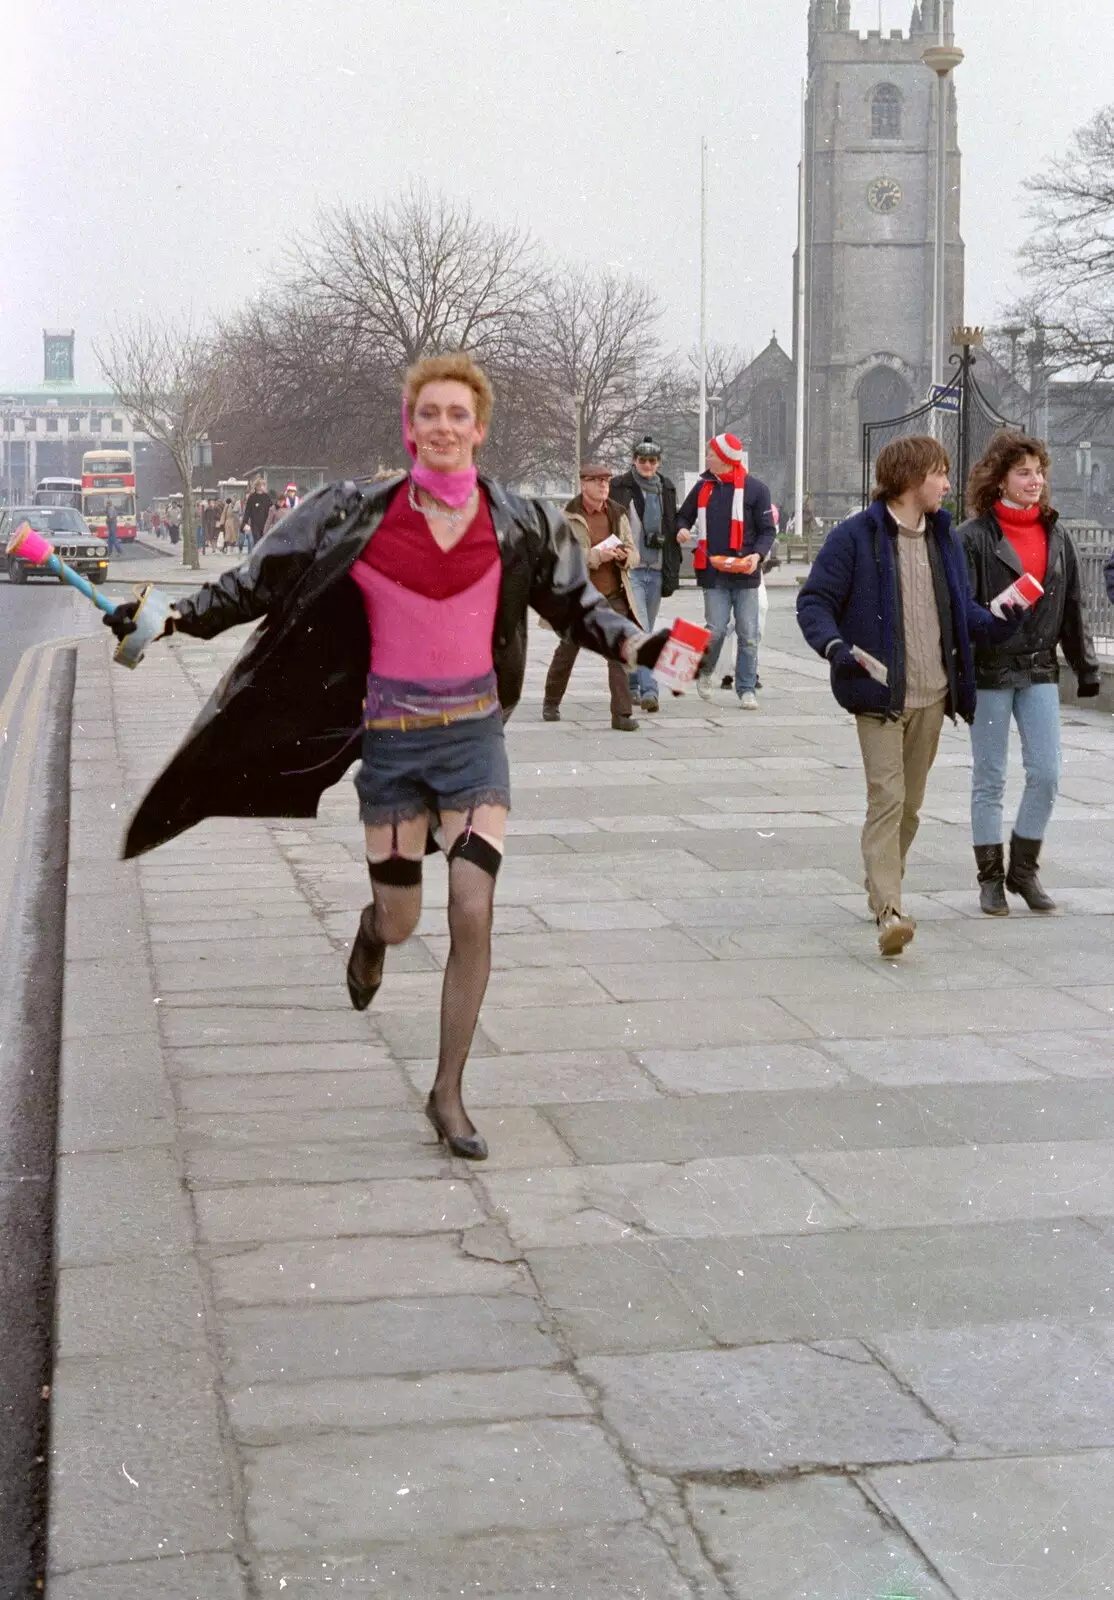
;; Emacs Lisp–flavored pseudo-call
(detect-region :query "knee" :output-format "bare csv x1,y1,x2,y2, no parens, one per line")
374,893,422,945
866,790,903,826
1026,756,1060,798
447,885,494,946
971,760,1006,797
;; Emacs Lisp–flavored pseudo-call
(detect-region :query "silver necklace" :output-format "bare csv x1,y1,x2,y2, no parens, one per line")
408,478,471,527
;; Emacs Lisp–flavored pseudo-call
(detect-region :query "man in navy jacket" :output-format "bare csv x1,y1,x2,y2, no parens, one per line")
797,435,1016,957
677,433,776,709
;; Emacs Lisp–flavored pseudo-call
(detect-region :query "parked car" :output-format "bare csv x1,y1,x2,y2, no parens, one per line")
2,506,110,585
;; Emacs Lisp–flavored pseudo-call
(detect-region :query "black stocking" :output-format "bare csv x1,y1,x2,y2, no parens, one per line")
431,855,496,1140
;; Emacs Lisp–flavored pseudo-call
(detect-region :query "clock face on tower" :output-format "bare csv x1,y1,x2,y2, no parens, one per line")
868,176,903,214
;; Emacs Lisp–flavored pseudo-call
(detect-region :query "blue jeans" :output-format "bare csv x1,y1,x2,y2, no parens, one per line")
628,566,663,698
970,682,1061,845
700,584,761,696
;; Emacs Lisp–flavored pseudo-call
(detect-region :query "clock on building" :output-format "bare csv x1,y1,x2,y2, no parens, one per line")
867,176,903,214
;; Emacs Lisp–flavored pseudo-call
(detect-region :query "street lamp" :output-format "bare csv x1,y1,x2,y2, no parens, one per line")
1077,440,1093,522
1026,326,1048,438
922,39,964,395
1002,324,1026,379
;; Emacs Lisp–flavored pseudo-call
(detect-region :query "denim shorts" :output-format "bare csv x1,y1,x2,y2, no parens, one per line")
354,712,511,826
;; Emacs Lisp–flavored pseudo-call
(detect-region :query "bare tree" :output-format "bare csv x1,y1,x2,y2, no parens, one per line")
95,316,229,569
687,341,754,404
220,291,399,478
218,187,556,484
295,185,540,368
536,265,671,474
1020,104,1114,389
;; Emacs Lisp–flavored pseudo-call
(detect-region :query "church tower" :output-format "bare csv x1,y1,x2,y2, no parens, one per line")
798,0,964,515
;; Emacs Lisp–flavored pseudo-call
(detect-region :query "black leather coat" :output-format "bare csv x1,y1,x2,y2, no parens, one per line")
609,469,680,596
123,474,643,858
959,510,1100,693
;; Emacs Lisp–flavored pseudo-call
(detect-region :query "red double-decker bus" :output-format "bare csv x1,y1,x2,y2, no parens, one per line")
81,449,137,541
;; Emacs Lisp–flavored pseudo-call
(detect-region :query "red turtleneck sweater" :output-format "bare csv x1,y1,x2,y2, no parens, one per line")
995,500,1048,586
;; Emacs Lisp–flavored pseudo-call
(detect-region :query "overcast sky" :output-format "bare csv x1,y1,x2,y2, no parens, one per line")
4,0,1111,389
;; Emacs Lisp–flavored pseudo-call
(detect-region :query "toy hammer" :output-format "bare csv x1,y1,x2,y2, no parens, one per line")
7,522,175,669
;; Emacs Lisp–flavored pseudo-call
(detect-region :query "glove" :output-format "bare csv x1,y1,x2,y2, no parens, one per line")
1077,678,1102,698
103,600,139,640
635,627,672,669
102,601,178,644
827,642,869,680
996,601,1028,631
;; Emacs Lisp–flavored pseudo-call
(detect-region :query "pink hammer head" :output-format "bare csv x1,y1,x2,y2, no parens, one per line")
8,522,54,565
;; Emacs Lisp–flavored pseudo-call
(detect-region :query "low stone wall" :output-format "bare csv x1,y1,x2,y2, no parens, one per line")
1059,653,1114,715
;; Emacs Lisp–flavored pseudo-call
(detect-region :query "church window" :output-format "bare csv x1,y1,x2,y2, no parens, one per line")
755,389,788,458
871,84,902,140
858,366,914,431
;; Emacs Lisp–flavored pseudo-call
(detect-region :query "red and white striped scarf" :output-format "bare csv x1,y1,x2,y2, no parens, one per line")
694,434,748,567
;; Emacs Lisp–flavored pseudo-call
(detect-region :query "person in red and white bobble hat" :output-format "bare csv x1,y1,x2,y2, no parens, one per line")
676,433,776,709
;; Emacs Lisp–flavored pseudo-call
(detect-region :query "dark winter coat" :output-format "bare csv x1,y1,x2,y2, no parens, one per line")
676,471,776,590
608,468,680,596
242,491,272,537
123,475,643,858
796,499,1007,721
960,510,1100,693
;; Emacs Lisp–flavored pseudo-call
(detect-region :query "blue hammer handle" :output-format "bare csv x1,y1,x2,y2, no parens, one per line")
45,553,118,616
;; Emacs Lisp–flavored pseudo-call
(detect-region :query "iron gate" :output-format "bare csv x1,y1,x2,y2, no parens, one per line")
861,342,1020,523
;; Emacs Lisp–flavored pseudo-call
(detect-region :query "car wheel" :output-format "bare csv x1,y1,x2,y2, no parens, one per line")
89,573,104,585
7,557,27,584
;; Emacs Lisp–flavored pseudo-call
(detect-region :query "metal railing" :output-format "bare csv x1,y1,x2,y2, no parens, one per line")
1066,524,1114,656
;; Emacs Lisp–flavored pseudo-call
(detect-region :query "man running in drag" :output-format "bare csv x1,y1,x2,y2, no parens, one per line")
107,353,669,1161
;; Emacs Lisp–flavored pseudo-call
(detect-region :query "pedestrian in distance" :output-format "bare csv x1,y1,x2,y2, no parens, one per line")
676,433,776,710
240,476,272,553
961,431,1100,915
167,503,181,546
610,436,680,714
796,434,1022,958
543,463,643,731
104,351,670,1160
104,500,123,555
220,498,238,552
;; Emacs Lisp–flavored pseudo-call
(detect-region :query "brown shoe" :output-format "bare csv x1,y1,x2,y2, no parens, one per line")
877,910,916,957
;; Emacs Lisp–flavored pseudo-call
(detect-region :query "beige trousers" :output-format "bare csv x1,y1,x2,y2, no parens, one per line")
856,699,946,918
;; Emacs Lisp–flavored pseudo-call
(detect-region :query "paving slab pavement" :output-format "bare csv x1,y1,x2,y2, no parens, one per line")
47,586,1114,1597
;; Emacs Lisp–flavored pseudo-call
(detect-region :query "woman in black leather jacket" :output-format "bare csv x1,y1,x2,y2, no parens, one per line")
960,431,1100,916
108,353,668,1160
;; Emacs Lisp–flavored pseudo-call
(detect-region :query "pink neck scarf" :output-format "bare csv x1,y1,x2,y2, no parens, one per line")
403,400,478,509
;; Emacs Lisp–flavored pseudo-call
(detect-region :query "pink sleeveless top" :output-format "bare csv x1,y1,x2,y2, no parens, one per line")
349,484,502,722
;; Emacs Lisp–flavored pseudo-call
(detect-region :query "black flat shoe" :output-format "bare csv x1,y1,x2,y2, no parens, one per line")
346,905,385,1011
425,1094,488,1160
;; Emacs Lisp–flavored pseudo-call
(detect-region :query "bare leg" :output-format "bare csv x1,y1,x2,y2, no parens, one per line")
430,804,505,1141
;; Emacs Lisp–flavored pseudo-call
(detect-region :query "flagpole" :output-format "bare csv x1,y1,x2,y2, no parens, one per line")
793,79,808,544
698,136,708,467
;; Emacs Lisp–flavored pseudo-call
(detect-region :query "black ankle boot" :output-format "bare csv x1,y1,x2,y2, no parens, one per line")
974,844,1008,916
1006,833,1057,913
346,904,386,1010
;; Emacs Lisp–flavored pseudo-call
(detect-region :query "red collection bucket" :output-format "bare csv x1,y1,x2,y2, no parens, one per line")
656,617,712,689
